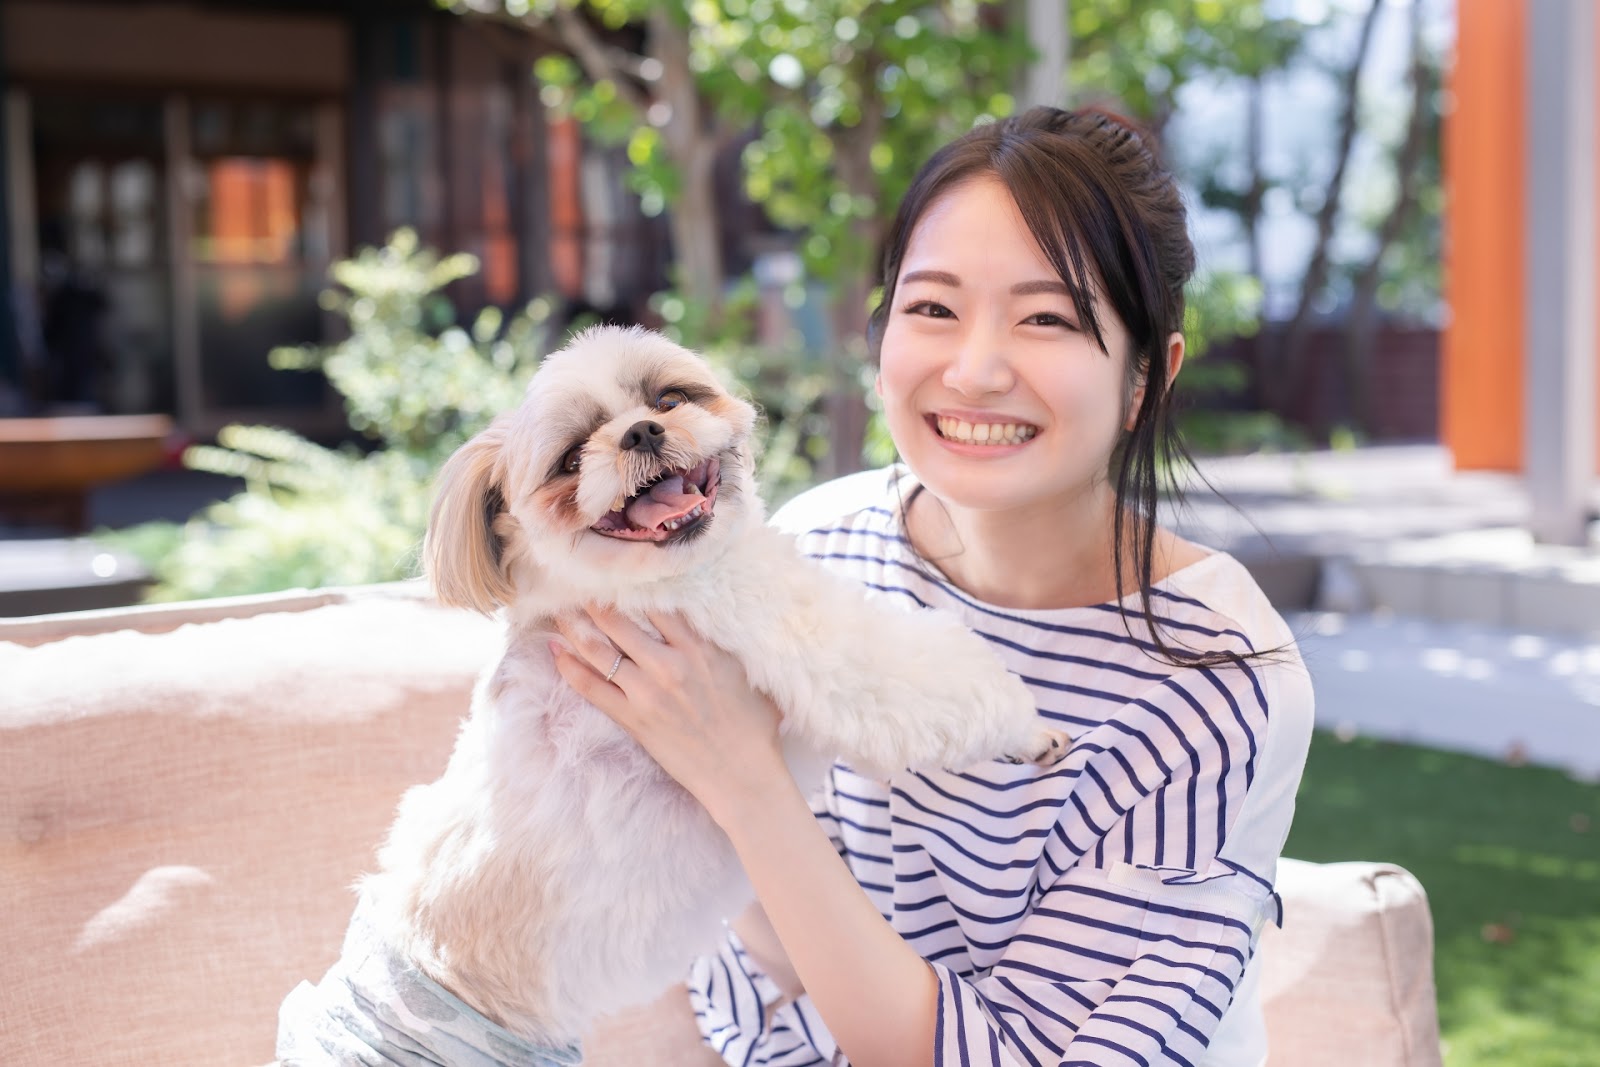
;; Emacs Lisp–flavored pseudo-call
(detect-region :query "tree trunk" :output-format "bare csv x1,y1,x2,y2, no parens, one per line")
1242,71,1269,408
1338,0,1431,438
1243,72,1266,288
818,73,887,478
1269,0,1384,419
647,8,724,319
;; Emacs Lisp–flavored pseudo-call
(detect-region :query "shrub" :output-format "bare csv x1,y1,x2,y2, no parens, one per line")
108,230,550,601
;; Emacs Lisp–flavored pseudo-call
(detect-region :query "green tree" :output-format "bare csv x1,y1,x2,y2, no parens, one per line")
447,0,1028,470
1067,0,1304,140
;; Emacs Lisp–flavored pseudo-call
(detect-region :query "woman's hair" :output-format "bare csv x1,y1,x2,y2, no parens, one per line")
868,105,1238,667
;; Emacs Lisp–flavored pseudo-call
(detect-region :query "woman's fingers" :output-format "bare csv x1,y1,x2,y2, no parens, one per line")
584,604,676,672
645,610,701,649
550,642,635,722
551,614,629,682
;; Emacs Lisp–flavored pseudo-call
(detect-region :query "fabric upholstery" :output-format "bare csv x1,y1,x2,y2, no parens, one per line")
0,586,1440,1066
1260,859,1444,1066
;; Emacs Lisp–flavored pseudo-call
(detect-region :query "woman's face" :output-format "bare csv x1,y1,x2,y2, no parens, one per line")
877,176,1138,520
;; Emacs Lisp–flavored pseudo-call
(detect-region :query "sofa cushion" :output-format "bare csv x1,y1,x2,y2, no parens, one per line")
1,587,498,1066
1260,858,1443,1066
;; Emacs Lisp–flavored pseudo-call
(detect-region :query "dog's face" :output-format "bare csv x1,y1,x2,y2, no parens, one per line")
425,325,761,613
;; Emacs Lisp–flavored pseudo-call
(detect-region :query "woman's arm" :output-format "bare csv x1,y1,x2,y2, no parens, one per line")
730,902,803,1001
717,764,938,1067
552,606,936,1067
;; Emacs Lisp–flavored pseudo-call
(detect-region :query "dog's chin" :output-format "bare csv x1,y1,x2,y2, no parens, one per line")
586,455,724,548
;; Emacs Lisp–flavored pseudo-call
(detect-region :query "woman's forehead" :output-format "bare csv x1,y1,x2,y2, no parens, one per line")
901,181,1105,300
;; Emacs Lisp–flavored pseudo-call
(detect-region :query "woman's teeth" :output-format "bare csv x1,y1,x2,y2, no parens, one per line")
935,416,1038,445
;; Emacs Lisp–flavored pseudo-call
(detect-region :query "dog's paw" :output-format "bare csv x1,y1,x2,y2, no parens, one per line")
999,728,1073,767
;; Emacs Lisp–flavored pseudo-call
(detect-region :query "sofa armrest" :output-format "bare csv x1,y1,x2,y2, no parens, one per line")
1261,858,1443,1066
1,588,498,1067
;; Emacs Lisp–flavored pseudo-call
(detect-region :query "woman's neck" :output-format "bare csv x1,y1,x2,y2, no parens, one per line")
904,479,1132,611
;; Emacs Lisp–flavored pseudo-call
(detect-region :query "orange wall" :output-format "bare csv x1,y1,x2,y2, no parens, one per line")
1442,0,1526,471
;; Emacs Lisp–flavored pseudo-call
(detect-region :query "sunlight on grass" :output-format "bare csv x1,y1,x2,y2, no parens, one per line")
1287,732,1600,1067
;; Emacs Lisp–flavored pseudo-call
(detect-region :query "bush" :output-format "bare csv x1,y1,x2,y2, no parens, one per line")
106,230,551,602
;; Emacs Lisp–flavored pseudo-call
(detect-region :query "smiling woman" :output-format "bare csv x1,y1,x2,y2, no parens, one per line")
606,107,1320,1067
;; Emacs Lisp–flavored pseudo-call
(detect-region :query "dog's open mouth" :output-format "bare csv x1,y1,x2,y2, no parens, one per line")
590,457,720,543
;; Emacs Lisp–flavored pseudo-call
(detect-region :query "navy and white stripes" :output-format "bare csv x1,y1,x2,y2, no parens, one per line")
688,469,1314,1067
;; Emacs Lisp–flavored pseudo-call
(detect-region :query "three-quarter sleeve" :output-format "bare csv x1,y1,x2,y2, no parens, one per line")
687,769,850,1066
927,862,1273,1066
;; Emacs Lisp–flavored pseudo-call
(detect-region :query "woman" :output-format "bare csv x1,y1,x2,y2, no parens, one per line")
553,106,1314,1067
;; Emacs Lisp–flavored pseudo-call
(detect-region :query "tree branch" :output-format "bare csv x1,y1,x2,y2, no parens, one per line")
548,6,651,112
1339,0,1433,434
1272,0,1384,415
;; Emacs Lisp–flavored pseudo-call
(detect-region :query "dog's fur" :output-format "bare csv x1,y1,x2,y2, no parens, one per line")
359,325,1062,1049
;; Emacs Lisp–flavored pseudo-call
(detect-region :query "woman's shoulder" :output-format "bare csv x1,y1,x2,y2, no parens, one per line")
1151,547,1315,757
1157,545,1302,663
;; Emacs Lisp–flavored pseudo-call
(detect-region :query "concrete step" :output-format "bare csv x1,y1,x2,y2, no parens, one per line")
0,539,152,618
1325,528,1600,638
1292,609,1600,781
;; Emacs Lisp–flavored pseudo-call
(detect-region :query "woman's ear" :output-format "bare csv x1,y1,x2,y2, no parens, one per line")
424,420,514,615
1125,333,1187,431
1165,331,1187,387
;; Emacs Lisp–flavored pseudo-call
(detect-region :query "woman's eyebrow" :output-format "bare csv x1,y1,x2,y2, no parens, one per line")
1011,279,1073,297
899,269,960,287
901,269,1073,299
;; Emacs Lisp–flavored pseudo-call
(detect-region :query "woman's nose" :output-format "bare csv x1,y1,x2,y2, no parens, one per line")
942,335,1014,397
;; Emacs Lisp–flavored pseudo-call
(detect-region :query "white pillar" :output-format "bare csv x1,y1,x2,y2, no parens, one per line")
1525,0,1596,545
1022,0,1069,109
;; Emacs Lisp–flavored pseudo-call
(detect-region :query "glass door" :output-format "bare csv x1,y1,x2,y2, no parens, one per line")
182,97,338,430
28,94,174,417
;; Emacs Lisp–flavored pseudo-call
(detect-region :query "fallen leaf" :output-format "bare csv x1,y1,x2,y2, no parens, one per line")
1481,923,1516,944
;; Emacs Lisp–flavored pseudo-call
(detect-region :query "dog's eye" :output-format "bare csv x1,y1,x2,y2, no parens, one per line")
559,446,583,474
654,388,689,412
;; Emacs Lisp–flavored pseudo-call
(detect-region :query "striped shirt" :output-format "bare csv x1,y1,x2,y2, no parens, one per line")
688,468,1314,1067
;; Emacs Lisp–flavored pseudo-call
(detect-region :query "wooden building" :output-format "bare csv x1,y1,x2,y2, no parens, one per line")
0,0,665,437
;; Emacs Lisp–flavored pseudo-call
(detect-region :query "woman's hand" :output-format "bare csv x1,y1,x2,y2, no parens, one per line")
550,605,788,823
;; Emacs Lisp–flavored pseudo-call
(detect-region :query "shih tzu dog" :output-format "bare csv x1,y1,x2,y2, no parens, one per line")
278,325,1065,1065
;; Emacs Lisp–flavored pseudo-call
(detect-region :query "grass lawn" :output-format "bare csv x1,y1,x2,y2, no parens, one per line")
1286,731,1600,1067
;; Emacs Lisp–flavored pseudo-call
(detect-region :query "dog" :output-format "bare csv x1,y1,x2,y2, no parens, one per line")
277,325,1065,1065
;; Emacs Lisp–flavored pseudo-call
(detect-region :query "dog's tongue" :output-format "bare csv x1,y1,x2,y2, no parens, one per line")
624,475,703,530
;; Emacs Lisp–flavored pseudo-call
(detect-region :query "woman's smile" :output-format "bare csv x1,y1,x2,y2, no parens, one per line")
928,413,1039,450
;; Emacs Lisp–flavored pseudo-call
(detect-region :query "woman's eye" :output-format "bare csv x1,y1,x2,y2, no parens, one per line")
1024,312,1077,329
560,446,583,474
904,301,954,319
655,388,689,412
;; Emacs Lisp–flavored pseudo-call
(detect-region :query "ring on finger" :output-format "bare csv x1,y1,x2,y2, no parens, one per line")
603,651,625,683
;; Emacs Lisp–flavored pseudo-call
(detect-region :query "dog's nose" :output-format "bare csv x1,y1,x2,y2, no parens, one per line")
620,420,667,455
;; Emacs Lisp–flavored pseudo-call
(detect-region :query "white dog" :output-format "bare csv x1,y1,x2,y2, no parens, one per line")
277,325,1064,1066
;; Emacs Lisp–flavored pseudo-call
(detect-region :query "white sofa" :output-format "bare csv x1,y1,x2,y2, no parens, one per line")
0,584,1443,1066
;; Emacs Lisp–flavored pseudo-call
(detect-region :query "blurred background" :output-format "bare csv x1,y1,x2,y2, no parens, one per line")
0,1,1593,1063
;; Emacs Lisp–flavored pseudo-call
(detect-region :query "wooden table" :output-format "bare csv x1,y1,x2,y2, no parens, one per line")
0,414,176,531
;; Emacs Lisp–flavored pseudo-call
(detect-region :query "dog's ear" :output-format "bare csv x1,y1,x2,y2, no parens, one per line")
425,421,513,615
